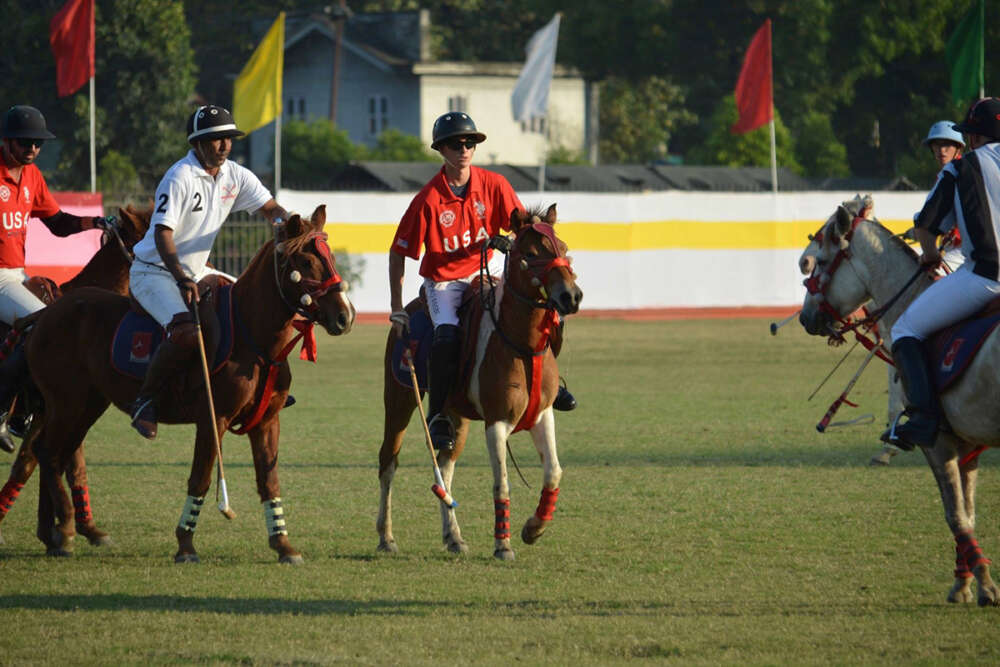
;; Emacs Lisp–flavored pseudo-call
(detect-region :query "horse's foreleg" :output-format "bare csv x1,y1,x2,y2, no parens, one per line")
377,361,416,554
249,417,302,565
924,439,997,605
0,437,38,543
63,443,110,547
32,431,76,556
438,418,469,554
485,421,515,560
522,408,562,546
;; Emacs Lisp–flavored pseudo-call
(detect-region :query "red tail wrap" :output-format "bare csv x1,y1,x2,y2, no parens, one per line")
535,486,559,522
494,498,511,539
71,485,93,524
0,480,24,515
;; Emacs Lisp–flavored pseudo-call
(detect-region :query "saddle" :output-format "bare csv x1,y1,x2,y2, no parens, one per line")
112,276,235,380
928,295,1000,392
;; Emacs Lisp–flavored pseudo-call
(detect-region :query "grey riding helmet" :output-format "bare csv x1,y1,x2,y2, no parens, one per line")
431,112,486,150
2,105,56,139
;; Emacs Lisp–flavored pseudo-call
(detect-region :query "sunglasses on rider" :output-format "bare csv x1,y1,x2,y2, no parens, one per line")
445,138,478,151
13,138,44,149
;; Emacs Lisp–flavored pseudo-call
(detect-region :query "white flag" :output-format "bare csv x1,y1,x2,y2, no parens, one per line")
511,13,560,122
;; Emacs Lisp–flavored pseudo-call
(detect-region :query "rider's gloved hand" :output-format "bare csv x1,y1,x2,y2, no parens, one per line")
390,310,410,337
488,234,513,253
92,215,117,230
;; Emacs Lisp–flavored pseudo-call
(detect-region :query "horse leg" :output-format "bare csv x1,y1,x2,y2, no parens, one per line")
32,428,77,556
439,417,469,554
64,442,111,547
522,408,563,546
923,437,998,606
377,347,416,554
174,420,219,564
0,436,39,544
485,420,515,560
249,417,302,565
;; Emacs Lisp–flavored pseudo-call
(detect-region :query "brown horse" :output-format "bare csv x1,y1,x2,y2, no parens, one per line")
377,205,583,560
27,205,354,562
0,206,150,546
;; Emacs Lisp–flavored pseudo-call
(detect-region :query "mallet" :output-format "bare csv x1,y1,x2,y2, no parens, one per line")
403,349,458,508
770,309,800,335
816,344,878,433
192,302,236,520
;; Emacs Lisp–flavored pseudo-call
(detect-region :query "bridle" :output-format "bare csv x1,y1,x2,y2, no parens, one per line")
480,221,573,357
272,225,346,322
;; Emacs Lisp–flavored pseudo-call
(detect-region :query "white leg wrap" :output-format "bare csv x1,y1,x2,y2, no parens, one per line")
263,497,288,536
178,495,204,533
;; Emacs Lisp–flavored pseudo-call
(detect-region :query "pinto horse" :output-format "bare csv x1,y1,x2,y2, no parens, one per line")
0,206,150,546
799,199,1000,605
377,205,583,560
26,206,354,563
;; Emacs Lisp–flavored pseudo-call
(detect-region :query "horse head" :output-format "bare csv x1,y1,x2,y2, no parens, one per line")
507,204,583,316
116,205,153,249
798,195,887,337
273,205,356,336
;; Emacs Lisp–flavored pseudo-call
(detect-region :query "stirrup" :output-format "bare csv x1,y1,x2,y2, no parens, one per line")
130,397,158,440
0,414,13,453
428,413,456,451
8,412,32,439
553,377,577,412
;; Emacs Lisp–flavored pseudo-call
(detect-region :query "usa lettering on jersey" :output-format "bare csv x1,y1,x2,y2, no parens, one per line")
442,226,489,253
1,212,28,230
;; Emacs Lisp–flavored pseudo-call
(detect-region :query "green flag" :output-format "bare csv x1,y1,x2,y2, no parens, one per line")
945,0,984,104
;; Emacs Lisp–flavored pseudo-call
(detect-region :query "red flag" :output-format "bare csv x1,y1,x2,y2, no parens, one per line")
49,0,95,97
731,19,773,134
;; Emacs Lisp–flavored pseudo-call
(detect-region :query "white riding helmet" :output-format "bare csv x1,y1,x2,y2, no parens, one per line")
923,120,965,147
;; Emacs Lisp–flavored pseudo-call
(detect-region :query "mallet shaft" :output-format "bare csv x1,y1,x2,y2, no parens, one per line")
770,309,800,336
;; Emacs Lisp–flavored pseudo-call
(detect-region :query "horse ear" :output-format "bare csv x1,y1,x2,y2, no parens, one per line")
284,213,304,238
834,205,853,236
543,203,557,224
509,208,527,233
311,204,326,229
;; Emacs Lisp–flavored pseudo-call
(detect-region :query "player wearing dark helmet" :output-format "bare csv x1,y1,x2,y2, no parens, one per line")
388,112,575,451
0,105,114,452
128,105,290,440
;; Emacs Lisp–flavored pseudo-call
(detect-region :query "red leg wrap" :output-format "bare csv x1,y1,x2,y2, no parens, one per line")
534,487,560,522
71,485,93,524
0,480,23,516
0,329,19,364
955,544,974,580
957,532,991,572
494,498,511,540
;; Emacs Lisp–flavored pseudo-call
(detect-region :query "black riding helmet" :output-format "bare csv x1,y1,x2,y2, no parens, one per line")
953,97,1000,141
2,105,56,140
186,105,245,144
431,112,486,150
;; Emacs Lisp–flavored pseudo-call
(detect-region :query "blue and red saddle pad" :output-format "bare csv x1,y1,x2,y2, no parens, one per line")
110,284,235,379
389,310,433,392
929,301,1000,392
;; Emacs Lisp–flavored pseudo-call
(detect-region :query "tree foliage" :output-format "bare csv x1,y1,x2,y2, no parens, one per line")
598,77,695,165
688,96,802,175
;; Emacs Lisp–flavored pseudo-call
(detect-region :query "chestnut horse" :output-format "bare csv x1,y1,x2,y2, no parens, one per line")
377,205,583,560
27,206,354,563
799,199,1000,605
0,206,150,546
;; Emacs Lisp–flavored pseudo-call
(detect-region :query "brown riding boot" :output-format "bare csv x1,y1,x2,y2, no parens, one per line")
129,335,194,440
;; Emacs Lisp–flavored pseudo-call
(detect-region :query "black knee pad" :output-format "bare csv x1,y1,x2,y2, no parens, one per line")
433,324,460,346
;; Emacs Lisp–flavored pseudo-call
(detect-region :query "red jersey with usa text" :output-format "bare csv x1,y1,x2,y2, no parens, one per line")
0,163,60,268
391,166,522,281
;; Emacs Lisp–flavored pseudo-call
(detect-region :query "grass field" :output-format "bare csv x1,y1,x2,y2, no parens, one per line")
2,316,999,664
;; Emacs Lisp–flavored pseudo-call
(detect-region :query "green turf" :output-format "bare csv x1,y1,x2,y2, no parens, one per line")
1,317,997,664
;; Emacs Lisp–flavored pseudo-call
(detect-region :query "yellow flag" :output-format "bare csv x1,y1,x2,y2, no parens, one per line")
233,12,284,134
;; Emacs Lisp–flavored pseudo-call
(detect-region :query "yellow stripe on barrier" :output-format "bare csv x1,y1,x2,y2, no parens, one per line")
322,219,914,253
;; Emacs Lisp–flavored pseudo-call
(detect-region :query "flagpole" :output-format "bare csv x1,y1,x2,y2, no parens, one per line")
768,120,777,194
274,114,282,195
89,76,96,193
980,0,985,99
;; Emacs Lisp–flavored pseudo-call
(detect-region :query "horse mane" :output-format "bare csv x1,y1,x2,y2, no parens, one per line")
239,217,317,279
869,217,920,262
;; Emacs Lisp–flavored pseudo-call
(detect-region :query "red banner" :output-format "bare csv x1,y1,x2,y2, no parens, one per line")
49,0,95,97
731,19,773,134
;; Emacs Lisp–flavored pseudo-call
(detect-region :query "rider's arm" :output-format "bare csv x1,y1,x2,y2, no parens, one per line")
40,211,105,237
389,251,405,313
153,224,199,305
257,199,290,224
913,226,942,267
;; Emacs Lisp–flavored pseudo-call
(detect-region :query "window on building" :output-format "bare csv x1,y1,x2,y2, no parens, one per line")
447,96,467,113
287,98,295,117
368,95,389,135
521,117,547,135
298,98,305,117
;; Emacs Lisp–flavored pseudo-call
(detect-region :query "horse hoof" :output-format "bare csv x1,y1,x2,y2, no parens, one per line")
279,553,304,565
377,540,399,554
521,520,547,545
46,547,72,557
869,453,892,466
494,548,515,561
948,588,975,604
174,552,200,564
87,534,113,547
446,540,468,554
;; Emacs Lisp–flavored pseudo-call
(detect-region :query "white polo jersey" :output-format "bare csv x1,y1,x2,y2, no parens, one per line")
134,150,272,276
